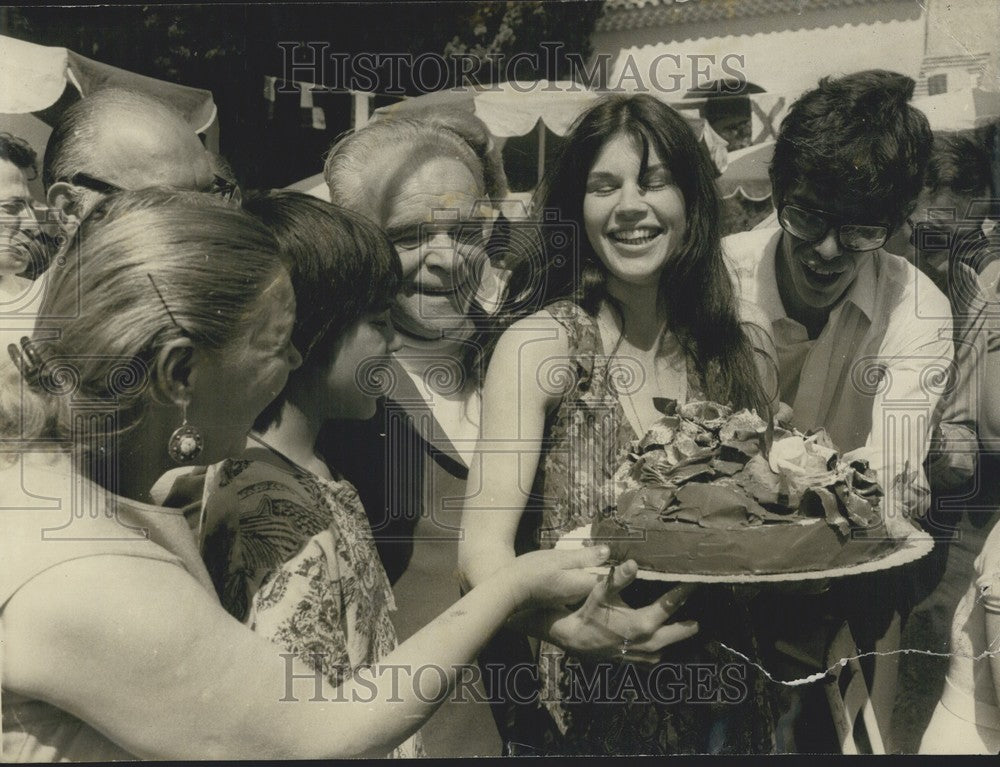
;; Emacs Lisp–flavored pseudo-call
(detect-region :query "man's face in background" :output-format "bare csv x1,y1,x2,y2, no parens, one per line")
0,157,56,279
884,186,994,298
48,106,216,223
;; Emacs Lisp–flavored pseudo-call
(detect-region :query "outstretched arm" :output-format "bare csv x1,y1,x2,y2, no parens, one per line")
2,544,610,760
459,315,564,588
459,314,698,663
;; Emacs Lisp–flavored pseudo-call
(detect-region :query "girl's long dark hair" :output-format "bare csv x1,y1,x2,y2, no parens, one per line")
488,94,771,414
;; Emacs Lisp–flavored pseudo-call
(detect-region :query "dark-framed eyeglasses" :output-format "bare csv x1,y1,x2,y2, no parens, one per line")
63,172,241,204
63,172,123,196
778,203,890,253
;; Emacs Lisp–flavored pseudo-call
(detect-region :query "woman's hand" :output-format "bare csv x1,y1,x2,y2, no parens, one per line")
545,560,699,664
500,544,612,609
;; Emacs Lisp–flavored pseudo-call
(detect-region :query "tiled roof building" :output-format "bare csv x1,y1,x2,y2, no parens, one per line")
597,0,887,32
589,0,998,97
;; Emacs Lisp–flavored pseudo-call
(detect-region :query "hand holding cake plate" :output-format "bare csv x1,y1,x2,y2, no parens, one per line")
544,559,701,665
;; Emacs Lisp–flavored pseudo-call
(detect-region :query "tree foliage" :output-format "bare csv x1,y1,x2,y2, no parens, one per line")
4,2,604,186
443,1,604,82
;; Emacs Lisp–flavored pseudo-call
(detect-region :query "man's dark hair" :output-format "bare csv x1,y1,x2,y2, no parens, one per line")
0,132,38,181
926,130,993,200
770,70,933,227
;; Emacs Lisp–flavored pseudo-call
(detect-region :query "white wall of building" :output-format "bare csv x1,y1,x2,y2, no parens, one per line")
923,0,1000,92
594,1,925,97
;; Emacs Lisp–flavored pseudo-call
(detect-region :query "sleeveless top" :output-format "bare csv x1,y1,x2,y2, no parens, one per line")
1,453,216,762
527,301,777,755
529,300,707,548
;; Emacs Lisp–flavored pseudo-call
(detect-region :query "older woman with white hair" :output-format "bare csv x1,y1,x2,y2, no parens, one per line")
319,110,532,754
320,111,507,580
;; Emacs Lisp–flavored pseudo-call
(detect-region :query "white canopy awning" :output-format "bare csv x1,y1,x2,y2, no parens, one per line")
0,35,73,114
0,34,221,199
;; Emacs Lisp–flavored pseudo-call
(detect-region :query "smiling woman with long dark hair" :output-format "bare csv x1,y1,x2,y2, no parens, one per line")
500,94,770,412
460,94,780,755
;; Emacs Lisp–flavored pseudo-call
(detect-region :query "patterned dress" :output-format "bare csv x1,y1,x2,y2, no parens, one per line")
201,452,424,758
527,300,777,755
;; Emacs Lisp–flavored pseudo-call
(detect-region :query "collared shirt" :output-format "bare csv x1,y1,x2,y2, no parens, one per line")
393,337,481,469
724,227,954,516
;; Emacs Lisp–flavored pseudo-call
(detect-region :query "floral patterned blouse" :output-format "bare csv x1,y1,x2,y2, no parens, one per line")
525,300,776,755
200,453,424,759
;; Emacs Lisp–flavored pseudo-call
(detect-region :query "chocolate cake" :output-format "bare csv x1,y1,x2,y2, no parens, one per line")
591,401,907,576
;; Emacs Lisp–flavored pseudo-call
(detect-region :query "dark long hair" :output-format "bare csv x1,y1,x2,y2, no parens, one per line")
493,94,769,413
243,191,402,430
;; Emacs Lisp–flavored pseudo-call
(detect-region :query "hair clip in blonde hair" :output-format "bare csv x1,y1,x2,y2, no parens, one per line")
147,273,186,332
7,336,47,390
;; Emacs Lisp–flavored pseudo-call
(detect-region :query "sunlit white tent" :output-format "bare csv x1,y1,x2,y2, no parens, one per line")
291,79,1000,206
0,34,219,200
373,80,606,138
717,142,775,202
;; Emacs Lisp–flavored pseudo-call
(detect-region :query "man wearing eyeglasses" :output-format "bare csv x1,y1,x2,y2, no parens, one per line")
724,70,953,752
42,88,239,227
726,69,951,528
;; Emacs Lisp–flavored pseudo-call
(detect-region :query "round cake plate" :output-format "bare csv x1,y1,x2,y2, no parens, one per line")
554,525,936,584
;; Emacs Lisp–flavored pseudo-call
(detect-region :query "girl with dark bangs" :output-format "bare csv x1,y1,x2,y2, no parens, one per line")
197,192,614,758
197,190,428,756
460,95,780,754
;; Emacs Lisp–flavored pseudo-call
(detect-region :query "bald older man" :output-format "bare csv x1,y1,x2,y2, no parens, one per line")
43,87,238,223
32,88,242,559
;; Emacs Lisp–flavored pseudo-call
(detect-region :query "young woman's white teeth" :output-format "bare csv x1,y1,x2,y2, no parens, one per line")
610,228,661,244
